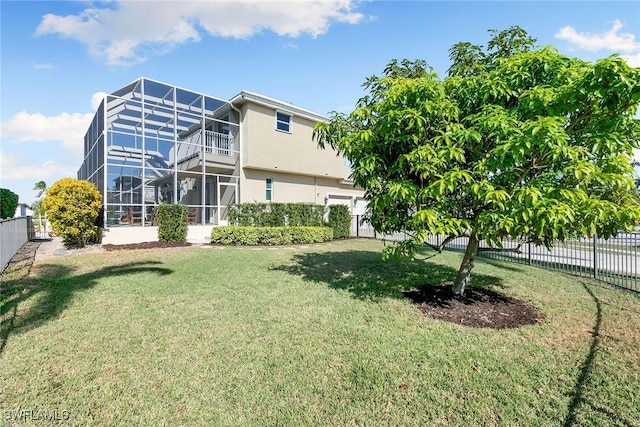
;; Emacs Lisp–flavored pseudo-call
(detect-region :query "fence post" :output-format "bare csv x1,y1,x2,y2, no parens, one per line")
593,234,599,280
528,242,532,265
356,215,359,238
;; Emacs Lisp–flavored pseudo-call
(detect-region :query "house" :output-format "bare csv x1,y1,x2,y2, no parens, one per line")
13,203,34,218
77,78,365,228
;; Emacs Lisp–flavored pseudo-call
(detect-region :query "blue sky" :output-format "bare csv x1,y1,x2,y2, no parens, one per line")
1,1,639,206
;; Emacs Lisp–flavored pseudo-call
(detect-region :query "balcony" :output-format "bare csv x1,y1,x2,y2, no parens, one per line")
172,131,239,173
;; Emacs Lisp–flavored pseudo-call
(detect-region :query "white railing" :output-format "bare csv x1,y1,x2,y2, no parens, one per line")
204,131,234,156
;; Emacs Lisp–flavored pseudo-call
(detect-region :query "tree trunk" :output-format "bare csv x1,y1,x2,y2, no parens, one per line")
453,232,479,295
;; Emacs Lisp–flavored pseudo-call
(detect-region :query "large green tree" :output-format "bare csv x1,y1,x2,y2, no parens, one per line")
314,27,640,295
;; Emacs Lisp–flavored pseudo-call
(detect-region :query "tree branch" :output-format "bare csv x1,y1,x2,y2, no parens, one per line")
478,244,523,254
423,234,464,253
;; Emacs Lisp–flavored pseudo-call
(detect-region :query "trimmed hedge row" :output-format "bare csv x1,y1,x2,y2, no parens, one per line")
229,203,325,227
211,226,333,245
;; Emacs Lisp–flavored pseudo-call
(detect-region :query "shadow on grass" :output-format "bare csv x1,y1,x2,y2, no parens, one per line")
0,260,173,356
562,282,635,427
271,249,503,301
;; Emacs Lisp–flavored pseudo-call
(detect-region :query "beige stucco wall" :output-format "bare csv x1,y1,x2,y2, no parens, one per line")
240,102,351,179
240,169,364,213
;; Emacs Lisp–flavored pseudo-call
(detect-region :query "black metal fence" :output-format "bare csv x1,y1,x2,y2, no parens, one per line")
351,215,639,293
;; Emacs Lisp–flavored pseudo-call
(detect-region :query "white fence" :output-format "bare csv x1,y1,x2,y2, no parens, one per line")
1,217,31,271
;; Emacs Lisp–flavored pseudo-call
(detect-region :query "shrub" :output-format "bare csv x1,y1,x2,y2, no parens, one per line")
0,188,19,220
265,203,287,227
211,226,333,245
328,204,352,239
42,178,102,247
157,204,188,242
229,203,325,227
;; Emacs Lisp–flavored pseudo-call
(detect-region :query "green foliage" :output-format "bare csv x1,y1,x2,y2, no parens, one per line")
33,181,47,199
157,204,188,242
41,178,102,247
0,188,19,220
327,204,352,239
31,200,46,217
314,26,640,294
265,203,287,227
229,203,326,227
210,226,333,245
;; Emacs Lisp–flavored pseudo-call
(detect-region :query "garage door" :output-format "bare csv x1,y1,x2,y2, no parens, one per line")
327,195,352,212
353,198,367,216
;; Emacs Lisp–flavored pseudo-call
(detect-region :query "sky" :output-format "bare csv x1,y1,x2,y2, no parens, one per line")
1,0,639,206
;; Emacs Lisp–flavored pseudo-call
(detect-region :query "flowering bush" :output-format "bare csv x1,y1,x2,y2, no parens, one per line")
42,178,102,247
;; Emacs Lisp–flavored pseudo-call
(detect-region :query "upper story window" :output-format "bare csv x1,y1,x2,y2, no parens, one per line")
276,112,291,133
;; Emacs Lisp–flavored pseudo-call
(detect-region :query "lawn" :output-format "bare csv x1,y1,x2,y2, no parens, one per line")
1,239,639,426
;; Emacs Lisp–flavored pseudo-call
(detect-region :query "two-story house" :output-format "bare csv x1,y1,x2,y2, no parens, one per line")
77,78,365,228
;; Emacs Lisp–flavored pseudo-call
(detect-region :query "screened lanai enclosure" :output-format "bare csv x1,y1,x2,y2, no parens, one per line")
78,78,240,227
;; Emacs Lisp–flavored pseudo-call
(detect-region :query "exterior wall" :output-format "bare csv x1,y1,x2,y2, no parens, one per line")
101,225,215,245
241,103,351,179
240,169,364,213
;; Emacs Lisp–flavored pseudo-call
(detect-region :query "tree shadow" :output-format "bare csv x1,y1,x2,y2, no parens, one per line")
1,260,173,356
271,250,503,302
561,282,635,427
476,255,528,272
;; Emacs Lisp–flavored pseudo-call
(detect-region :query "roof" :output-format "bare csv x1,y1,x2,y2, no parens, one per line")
230,91,328,123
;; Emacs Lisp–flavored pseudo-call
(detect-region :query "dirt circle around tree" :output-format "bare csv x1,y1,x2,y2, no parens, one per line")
403,285,543,329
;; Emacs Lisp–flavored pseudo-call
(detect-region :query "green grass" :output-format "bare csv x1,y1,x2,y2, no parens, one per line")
1,239,639,426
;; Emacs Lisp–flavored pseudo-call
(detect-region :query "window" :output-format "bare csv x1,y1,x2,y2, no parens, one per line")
276,112,291,133
266,178,273,201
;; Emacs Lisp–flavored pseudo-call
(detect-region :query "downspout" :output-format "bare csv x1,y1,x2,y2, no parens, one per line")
229,99,242,206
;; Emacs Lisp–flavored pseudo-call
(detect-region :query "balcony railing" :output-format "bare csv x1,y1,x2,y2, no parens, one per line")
205,131,233,156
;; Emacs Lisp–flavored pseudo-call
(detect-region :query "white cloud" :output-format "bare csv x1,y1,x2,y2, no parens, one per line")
91,92,107,111
0,110,93,152
35,1,365,66
622,52,640,68
0,150,78,205
33,62,53,70
0,151,73,181
555,20,640,67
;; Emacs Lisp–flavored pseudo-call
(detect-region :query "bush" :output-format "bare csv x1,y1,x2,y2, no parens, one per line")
157,204,188,242
265,203,287,227
211,226,333,245
328,204,352,239
285,203,325,226
0,188,19,220
42,178,102,247
229,203,325,227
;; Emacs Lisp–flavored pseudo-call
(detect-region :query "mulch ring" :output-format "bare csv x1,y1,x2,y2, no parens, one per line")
403,285,543,329
102,241,192,251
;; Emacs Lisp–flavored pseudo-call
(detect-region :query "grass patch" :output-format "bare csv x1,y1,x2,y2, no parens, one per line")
1,239,639,426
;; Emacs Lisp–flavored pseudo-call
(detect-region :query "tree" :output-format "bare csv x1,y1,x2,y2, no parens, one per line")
31,200,46,217
0,188,19,219
42,178,102,247
314,27,640,295
33,181,47,199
